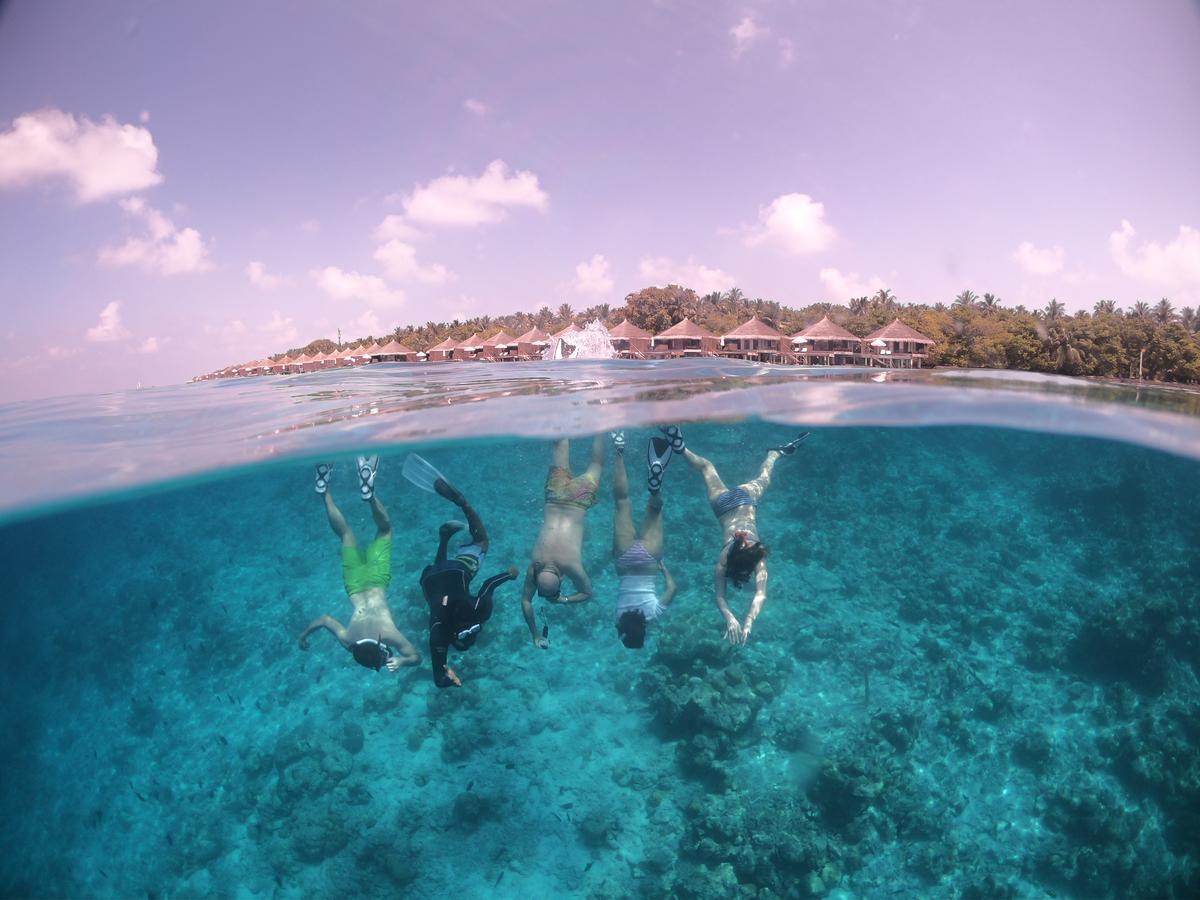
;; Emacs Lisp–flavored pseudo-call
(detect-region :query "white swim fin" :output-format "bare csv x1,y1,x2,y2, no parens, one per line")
402,453,448,494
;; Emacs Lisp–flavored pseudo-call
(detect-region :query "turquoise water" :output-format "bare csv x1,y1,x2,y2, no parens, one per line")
1,362,1199,898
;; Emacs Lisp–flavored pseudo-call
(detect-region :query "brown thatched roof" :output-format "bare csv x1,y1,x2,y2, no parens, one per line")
427,336,459,352
371,339,416,356
723,316,785,340
865,318,936,345
482,330,518,347
552,323,581,338
455,332,486,350
609,319,653,339
655,317,716,339
515,326,551,343
791,316,860,342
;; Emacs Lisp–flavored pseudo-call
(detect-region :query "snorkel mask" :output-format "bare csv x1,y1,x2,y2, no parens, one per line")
351,636,393,671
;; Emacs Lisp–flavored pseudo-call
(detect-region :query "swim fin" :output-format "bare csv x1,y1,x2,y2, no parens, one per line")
402,453,449,494
646,436,673,494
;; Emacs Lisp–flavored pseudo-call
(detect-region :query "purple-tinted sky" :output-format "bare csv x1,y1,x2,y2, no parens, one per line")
1,0,1199,400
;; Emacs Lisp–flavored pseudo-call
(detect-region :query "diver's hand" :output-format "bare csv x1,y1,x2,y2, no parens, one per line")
298,635,309,650
739,618,754,645
443,666,462,687
722,612,742,645
533,634,549,650
385,657,403,672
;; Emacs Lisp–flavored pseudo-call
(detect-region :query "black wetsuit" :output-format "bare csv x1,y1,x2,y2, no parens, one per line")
420,560,516,688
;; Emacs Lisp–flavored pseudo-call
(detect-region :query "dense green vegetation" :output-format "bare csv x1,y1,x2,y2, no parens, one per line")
284,287,1200,383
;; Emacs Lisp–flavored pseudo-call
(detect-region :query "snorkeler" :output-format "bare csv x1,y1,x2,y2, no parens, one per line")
672,427,810,645
406,454,519,688
611,432,677,649
298,456,421,672
521,435,606,649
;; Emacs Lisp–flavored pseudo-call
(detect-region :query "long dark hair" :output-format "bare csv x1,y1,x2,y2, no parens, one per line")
726,532,768,588
616,609,647,649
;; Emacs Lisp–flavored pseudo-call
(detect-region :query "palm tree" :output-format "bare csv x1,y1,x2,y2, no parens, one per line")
1041,324,1083,374
953,290,979,309
980,293,1001,314
556,303,575,322
1043,298,1065,321
1131,300,1151,319
722,287,745,315
535,306,553,328
872,288,897,310
1180,307,1198,333
848,296,869,316
1093,299,1118,316
1153,297,1176,325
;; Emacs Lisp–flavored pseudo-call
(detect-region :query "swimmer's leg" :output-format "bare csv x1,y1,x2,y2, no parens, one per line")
584,432,605,482
742,449,782,502
612,446,636,558
639,492,665,559
436,521,466,564
368,494,392,539
324,491,356,549
550,438,570,472
435,480,488,552
475,566,519,623
683,448,728,504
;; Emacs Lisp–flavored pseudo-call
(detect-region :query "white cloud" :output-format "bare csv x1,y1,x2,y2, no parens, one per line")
139,110,151,124
819,267,886,300
300,219,321,234
731,16,769,57
0,108,163,202
98,197,213,275
311,266,404,308
86,301,130,343
393,160,548,228
574,254,614,296
246,260,284,290
356,309,383,335
1109,220,1200,289
1013,241,1065,276
138,336,159,353
46,345,79,359
778,38,795,66
374,214,423,242
463,98,488,116
261,310,298,344
743,193,836,255
639,256,735,295
372,239,453,284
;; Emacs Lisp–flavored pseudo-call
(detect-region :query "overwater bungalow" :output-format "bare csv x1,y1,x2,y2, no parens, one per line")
369,339,418,362
426,336,458,361
552,323,580,340
791,316,863,365
453,332,487,361
481,330,519,360
608,319,653,358
721,316,791,362
650,317,719,357
864,319,936,368
514,326,551,359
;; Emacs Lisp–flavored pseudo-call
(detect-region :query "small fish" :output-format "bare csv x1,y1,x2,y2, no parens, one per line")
561,802,573,810
504,762,515,770
552,812,563,822
558,786,566,794
99,869,109,880
584,862,593,872
456,763,468,769
129,781,148,802
466,780,474,792
494,871,505,886
217,735,229,746
166,833,174,847
227,694,236,705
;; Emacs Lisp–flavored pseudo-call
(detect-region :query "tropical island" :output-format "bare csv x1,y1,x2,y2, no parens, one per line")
198,286,1200,384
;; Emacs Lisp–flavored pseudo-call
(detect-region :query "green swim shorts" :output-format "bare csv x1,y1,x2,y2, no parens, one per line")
341,536,392,596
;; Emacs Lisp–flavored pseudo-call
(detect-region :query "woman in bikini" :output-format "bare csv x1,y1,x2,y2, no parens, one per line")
664,426,809,645
610,432,677,649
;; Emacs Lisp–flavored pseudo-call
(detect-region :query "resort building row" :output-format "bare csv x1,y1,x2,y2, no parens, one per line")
193,316,935,380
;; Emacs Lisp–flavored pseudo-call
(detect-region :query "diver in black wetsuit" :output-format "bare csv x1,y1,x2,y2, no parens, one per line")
421,479,517,688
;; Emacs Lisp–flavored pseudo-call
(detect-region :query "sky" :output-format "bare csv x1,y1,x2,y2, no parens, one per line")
1,0,1199,401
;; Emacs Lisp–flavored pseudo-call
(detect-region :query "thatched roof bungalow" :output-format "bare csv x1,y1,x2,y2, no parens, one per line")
791,316,862,364
721,316,788,360
514,326,551,359
651,317,719,356
608,319,653,358
864,319,936,368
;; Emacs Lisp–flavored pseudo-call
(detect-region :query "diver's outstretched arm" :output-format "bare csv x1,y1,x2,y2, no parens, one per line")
712,549,741,644
298,615,349,650
659,561,677,608
739,560,769,645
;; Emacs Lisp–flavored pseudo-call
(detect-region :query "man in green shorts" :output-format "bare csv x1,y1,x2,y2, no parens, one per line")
298,455,420,672
521,435,605,648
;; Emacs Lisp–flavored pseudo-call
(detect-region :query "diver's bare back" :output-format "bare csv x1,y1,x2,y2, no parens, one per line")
532,502,587,567
346,587,399,640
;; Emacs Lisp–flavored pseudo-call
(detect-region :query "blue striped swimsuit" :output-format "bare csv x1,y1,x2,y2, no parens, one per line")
712,487,756,519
